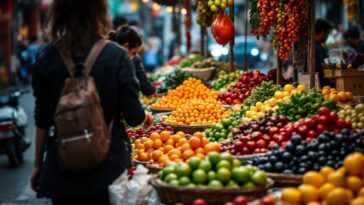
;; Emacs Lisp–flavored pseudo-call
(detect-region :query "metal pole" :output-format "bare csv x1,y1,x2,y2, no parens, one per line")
201,26,207,58
277,56,282,85
229,4,235,72
244,0,249,71
309,0,315,89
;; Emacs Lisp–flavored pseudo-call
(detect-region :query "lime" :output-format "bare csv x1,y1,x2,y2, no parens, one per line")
162,166,176,179
221,119,230,128
220,152,233,164
179,176,191,186
199,160,212,172
216,124,224,131
219,132,227,139
232,159,241,168
232,167,250,184
217,160,231,170
214,132,221,138
208,180,224,189
164,173,178,183
227,180,239,188
208,171,217,182
169,179,180,186
187,183,197,188
243,182,255,188
217,168,231,184
175,163,191,178
158,170,164,179
192,169,207,184
188,157,202,170
251,171,267,185
228,125,234,131
232,121,239,127
207,152,221,166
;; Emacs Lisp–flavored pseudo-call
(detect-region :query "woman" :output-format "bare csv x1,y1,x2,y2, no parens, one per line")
109,26,156,96
30,1,153,204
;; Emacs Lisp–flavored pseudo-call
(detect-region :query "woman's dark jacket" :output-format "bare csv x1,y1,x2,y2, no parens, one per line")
132,54,156,96
32,40,145,198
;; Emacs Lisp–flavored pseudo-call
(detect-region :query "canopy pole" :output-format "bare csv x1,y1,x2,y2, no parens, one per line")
229,4,236,72
309,0,315,89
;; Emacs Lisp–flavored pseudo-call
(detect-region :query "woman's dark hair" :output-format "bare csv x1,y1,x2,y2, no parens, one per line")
315,19,332,35
109,26,142,49
45,0,111,58
344,26,361,39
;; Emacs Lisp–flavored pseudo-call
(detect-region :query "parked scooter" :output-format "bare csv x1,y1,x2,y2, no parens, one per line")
0,89,30,167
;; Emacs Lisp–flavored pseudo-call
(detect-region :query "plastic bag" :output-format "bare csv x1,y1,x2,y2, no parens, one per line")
109,165,160,205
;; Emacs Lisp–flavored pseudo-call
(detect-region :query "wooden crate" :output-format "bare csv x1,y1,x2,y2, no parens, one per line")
324,70,364,95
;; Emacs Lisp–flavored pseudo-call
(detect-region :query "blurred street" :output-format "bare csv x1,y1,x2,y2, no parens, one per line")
0,87,49,205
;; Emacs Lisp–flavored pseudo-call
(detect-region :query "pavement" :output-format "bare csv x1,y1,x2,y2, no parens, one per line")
0,86,50,205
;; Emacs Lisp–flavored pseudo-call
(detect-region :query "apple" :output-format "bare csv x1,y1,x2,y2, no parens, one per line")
252,131,263,141
193,199,207,205
319,115,330,125
234,141,244,151
307,130,318,139
297,125,308,136
246,141,257,151
318,107,331,116
268,141,277,149
262,134,271,142
316,124,327,133
242,147,250,155
257,139,267,148
269,127,279,136
329,111,338,123
234,196,249,205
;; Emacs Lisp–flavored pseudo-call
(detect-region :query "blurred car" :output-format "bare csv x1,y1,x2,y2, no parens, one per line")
208,35,263,69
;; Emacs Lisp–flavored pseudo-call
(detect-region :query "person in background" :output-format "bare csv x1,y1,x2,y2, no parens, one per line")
30,1,153,204
109,26,156,96
112,15,127,29
343,26,364,54
315,19,333,87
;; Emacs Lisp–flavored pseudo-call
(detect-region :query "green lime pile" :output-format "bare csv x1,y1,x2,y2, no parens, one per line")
158,152,268,188
204,117,240,142
211,70,241,92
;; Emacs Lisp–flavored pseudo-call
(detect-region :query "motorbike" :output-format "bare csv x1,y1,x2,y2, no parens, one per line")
0,89,30,167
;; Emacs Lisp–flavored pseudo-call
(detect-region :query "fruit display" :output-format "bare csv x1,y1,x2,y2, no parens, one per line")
277,90,339,122
252,129,364,175
157,69,197,94
338,104,364,130
191,58,228,70
126,123,173,140
211,70,241,92
151,78,218,110
162,99,230,125
221,111,289,155
186,195,280,205
180,55,203,68
242,81,282,108
241,84,306,124
266,68,294,85
196,0,216,27
158,152,268,188
133,131,221,166
211,11,235,46
140,95,160,106
281,152,364,205
250,0,308,60
207,0,234,13
218,70,267,105
204,117,241,142
321,86,354,103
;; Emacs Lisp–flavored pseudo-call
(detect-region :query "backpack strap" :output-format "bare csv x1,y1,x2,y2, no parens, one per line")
59,39,109,77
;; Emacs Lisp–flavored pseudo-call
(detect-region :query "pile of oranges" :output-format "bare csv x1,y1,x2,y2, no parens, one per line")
162,99,231,125
151,78,218,109
282,153,364,205
132,131,221,167
322,86,354,103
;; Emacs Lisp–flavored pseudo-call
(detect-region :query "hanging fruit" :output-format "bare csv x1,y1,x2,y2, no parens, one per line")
207,0,234,13
196,0,217,27
343,0,357,23
211,11,235,45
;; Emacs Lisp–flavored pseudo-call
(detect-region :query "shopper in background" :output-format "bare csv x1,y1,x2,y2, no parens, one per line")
30,1,153,204
343,26,364,54
315,19,333,87
109,26,156,96
112,15,127,29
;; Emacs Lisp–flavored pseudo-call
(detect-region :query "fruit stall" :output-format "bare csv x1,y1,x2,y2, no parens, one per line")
114,0,364,205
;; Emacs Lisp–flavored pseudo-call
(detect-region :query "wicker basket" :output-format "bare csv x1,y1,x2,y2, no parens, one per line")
146,163,163,174
235,153,268,164
150,107,175,114
183,67,215,81
266,173,302,187
132,159,149,166
161,121,211,134
150,176,274,205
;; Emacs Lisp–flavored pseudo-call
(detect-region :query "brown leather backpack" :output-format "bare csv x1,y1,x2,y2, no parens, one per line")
54,39,113,172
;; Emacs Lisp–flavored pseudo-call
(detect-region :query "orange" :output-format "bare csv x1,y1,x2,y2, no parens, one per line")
138,152,149,161
160,131,171,141
322,88,330,95
164,144,174,153
181,143,192,152
152,150,163,161
158,154,169,164
338,91,348,102
326,188,351,205
329,94,340,102
136,143,145,150
328,171,347,187
195,147,205,155
351,197,364,205
158,147,165,152
165,138,175,145
281,188,301,204
182,150,195,160
153,139,163,149
144,140,154,150
189,136,202,149
193,132,204,139
172,134,182,144
320,166,335,181
319,183,336,200
298,184,319,203
358,187,364,197
346,176,362,192
303,171,325,188
201,137,209,146
170,154,181,161
344,153,364,176
346,92,353,101
176,131,186,138
204,142,221,153
150,132,160,141
168,149,182,157
177,138,188,147
140,137,148,143
195,153,205,160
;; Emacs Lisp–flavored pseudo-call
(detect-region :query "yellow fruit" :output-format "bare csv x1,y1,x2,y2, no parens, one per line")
299,184,319,203
338,91,348,102
344,153,364,176
346,92,353,101
307,202,321,205
329,94,340,102
284,84,295,92
281,188,301,204
303,171,326,188
297,84,307,91
358,188,364,197
319,183,336,200
327,188,351,205
274,91,283,99
282,91,290,97
256,102,263,109
328,171,347,187
320,167,335,181
351,196,364,205
250,106,258,112
347,176,363,192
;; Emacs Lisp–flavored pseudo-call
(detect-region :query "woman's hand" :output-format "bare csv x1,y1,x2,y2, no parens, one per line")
143,111,154,128
30,166,41,192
